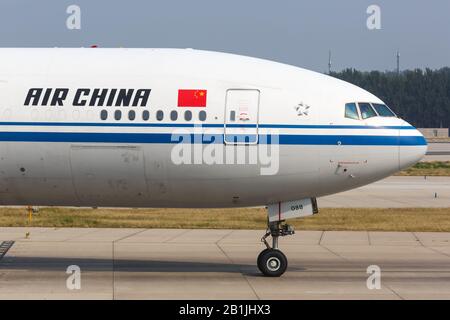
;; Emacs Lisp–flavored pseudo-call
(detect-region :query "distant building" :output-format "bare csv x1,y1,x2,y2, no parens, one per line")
418,128,449,139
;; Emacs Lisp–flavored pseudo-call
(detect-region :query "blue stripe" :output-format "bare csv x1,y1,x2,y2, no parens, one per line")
397,135,428,146
279,135,426,146
258,124,414,130
0,132,427,146
0,121,415,130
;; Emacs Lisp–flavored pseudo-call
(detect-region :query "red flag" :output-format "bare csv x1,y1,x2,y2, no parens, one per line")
177,89,207,107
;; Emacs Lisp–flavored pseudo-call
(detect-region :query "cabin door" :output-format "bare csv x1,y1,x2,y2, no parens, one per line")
224,89,260,145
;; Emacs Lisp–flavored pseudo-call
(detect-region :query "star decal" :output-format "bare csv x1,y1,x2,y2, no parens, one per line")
294,102,310,116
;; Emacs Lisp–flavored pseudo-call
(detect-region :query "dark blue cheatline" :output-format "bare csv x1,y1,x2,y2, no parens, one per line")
0,132,427,146
0,121,415,130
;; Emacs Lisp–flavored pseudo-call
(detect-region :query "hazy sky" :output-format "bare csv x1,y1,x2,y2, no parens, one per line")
1,0,449,72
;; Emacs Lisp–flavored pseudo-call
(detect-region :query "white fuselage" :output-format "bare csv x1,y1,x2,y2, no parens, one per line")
0,48,426,208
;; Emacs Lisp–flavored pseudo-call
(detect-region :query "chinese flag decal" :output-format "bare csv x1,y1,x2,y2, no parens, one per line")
177,89,207,107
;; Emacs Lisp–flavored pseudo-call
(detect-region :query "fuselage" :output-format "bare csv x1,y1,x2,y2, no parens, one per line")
0,48,426,208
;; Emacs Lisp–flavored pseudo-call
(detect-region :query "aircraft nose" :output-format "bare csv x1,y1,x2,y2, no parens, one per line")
399,127,428,170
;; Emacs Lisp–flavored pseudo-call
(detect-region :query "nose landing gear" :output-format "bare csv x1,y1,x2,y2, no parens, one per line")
257,198,318,276
257,221,294,277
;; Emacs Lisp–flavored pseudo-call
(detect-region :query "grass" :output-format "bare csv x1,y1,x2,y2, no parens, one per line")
397,161,450,176
1,207,450,232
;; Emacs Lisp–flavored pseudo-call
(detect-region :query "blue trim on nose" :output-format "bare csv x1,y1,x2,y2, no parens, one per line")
397,135,427,146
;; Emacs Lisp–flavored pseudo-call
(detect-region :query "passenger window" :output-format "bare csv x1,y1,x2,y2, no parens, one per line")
199,110,207,121
114,110,122,120
372,103,396,117
184,110,192,121
156,110,164,121
358,103,377,119
128,110,136,121
142,110,150,121
100,110,108,120
345,103,359,120
170,110,178,121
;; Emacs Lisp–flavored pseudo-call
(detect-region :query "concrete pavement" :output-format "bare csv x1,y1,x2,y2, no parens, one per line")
1,228,450,299
319,176,450,208
424,143,450,161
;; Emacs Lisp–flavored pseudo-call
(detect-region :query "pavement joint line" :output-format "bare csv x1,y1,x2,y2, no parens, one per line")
367,194,408,206
318,232,352,259
111,228,149,300
368,196,414,206
97,241,224,245
34,228,61,237
163,229,192,243
0,241,15,260
215,230,235,245
216,242,260,300
319,244,352,263
2,227,49,241
63,228,103,242
423,246,450,259
113,229,148,243
411,232,425,247
318,231,325,245
383,283,405,300
367,232,372,246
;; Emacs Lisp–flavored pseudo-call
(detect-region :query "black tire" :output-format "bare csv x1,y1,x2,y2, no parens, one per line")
259,249,288,277
257,248,271,272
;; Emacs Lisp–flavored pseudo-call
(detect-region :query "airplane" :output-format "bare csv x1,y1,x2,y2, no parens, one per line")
0,48,426,276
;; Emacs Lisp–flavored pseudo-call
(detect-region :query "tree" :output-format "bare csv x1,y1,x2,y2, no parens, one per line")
330,68,450,128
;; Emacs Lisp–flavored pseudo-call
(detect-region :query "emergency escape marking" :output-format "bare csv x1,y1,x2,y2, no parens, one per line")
0,241,15,260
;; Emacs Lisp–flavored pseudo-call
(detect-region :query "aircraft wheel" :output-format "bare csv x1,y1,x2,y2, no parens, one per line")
259,249,287,277
257,248,271,272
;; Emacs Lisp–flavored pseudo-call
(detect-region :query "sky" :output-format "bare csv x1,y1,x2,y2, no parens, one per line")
0,0,449,72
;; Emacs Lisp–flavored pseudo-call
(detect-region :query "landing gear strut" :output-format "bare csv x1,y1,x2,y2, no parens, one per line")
257,220,294,277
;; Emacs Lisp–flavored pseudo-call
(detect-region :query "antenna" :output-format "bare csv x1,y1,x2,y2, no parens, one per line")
396,50,400,74
328,50,332,74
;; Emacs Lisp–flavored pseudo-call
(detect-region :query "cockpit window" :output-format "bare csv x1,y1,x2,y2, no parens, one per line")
358,103,377,119
345,103,360,120
372,103,396,117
